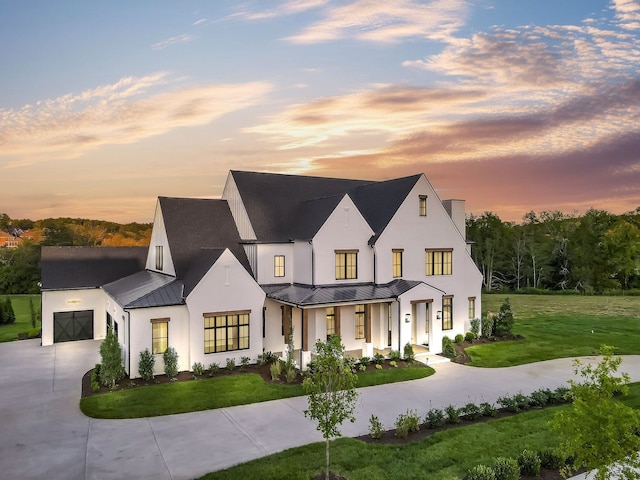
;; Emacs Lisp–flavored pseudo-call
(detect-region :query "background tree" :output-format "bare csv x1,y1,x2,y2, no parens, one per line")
303,335,358,480
552,345,640,480
99,330,125,388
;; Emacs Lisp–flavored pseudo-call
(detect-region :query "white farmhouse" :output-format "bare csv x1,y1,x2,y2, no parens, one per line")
41,170,482,377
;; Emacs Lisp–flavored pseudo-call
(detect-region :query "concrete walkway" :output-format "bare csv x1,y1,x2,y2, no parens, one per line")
1,339,640,480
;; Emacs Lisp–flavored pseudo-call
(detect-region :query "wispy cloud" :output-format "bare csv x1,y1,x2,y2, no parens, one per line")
0,74,272,165
235,0,325,20
612,0,640,30
152,33,195,50
284,0,470,44
193,18,208,26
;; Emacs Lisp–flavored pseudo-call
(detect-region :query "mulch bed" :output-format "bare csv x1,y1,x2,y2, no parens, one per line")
81,358,414,398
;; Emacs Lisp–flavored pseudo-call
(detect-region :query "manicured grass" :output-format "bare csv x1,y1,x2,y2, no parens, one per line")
81,363,434,419
466,294,640,367
198,382,640,480
0,294,41,342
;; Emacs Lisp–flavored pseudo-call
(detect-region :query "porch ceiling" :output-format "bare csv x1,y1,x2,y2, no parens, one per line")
262,279,422,308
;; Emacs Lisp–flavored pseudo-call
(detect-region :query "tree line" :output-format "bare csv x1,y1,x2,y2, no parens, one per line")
0,213,152,295
466,208,640,294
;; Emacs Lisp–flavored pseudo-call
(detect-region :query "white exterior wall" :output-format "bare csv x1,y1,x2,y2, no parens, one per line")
293,241,312,285
41,288,107,346
256,243,294,285
186,249,266,368
146,201,176,276
312,195,374,285
374,175,483,341
127,305,190,378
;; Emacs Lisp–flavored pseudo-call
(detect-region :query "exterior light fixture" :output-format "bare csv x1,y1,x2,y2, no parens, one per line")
436,310,442,320
404,313,411,323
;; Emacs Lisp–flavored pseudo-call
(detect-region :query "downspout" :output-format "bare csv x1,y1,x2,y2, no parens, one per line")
126,310,131,377
397,299,402,352
300,307,304,367
372,243,377,284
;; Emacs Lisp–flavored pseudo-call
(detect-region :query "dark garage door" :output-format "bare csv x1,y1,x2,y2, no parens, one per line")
53,310,94,343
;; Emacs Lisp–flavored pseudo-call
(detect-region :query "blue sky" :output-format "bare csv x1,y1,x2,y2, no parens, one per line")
1,0,639,222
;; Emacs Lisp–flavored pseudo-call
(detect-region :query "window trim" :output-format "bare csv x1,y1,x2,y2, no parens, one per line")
392,249,403,278
204,310,251,354
468,297,476,319
442,295,453,330
419,195,428,216
274,255,285,278
151,317,169,355
335,249,358,280
425,248,453,276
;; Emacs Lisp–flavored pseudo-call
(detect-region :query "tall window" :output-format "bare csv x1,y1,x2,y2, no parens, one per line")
106,312,112,333
419,195,428,216
392,249,403,278
204,311,250,353
326,307,336,339
274,255,285,277
155,245,163,271
426,249,453,275
355,304,365,339
151,318,168,354
468,297,476,319
335,250,358,280
442,297,453,330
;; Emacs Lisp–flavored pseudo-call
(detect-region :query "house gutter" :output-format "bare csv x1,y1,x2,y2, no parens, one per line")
398,300,402,352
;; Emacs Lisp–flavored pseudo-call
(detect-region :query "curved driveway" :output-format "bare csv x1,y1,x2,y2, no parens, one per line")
1,339,640,480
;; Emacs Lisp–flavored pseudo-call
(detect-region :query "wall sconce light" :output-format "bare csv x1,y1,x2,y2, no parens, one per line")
436,311,442,320
404,313,411,323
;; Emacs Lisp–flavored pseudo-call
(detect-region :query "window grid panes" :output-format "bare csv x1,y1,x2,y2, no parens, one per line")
152,321,168,354
419,196,427,216
442,297,453,330
468,297,476,319
326,307,336,339
274,255,285,277
355,304,365,339
335,252,357,280
392,250,403,278
155,245,163,271
426,250,452,276
204,313,250,353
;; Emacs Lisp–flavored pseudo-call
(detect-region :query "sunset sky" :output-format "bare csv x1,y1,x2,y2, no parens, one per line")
2,0,640,223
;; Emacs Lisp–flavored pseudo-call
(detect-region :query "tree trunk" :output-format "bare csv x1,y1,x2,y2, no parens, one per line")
325,438,330,480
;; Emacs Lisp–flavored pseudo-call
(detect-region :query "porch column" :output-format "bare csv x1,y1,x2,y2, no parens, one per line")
300,309,311,370
363,304,373,358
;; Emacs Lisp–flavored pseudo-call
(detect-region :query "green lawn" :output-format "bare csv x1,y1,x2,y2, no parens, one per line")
465,294,640,367
81,363,434,419
197,382,640,480
0,294,41,342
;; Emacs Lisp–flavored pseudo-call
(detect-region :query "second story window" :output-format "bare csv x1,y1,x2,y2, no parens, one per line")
274,255,285,277
468,297,476,319
426,249,453,276
392,249,403,278
419,195,428,216
155,245,163,271
335,250,358,280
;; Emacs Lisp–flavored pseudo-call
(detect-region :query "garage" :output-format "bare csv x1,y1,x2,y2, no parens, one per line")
53,310,94,343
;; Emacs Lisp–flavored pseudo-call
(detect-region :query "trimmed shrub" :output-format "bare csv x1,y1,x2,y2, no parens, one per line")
539,447,565,469
403,343,415,361
481,316,494,338
369,415,383,439
375,364,383,370
138,349,155,381
465,331,476,343
479,402,497,417
389,360,398,368
395,409,420,438
424,408,445,428
513,393,530,410
208,362,219,376
550,385,571,403
225,357,236,371
359,363,367,372
163,347,179,380
497,394,522,413
494,299,514,337
442,336,455,358
100,330,125,387
454,334,465,344
240,356,251,369
492,457,519,480
192,362,204,376
465,464,496,480
359,356,370,366
529,389,550,407
373,353,385,365
517,449,541,477
461,402,482,421
470,318,480,337
445,404,461,424
389,349,402,362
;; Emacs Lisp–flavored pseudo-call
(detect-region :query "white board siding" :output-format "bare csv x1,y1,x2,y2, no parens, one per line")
222,172,257,241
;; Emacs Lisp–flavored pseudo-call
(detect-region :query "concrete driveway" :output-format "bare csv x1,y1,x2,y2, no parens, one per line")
1,339,640,480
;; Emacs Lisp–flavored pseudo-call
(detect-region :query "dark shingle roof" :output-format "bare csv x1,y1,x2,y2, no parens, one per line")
103,270,183,309
262,279,423,307
182,248,225,296
231,171,421,242
40,246,148,290
159,197,250,278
